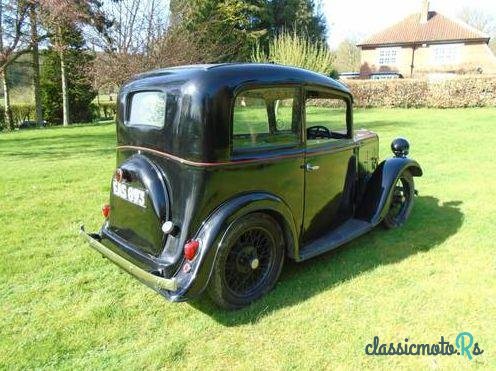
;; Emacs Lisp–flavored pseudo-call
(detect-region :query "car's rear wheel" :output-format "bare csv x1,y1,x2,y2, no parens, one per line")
208,213,284,309
383,171,415,229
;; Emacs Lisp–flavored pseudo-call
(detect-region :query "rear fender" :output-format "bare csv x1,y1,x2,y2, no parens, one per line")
356,157,422,225
168,192,298,301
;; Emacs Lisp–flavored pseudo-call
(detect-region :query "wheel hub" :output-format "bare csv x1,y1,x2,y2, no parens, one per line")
234,245,258,273
250,258,259,270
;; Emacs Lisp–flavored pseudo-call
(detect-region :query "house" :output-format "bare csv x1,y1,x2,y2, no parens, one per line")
357,1,496,79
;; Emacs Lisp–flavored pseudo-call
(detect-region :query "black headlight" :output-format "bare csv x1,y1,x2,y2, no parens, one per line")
391,137,410,158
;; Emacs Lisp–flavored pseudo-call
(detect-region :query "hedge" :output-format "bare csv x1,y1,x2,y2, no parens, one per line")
0,101,119,130
95,101,117,119
1,77,493,130
0,104,37,130
345,76,496,108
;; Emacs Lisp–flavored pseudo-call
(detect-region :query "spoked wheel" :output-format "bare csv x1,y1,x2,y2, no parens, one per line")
382,171,415,229
208,213,284,309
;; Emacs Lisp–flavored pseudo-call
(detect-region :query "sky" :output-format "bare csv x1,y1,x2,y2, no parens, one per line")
322,0,496,48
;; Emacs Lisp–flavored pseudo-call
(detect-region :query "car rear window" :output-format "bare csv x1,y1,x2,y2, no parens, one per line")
128,91,166,128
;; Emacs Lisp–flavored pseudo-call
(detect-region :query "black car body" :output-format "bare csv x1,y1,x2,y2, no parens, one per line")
81,63,422,308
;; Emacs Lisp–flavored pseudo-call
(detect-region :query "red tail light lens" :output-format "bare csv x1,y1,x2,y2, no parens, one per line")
102,204,111,218
184,240,200,261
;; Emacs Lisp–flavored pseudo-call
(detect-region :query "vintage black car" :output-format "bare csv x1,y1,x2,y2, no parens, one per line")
81,63,422,309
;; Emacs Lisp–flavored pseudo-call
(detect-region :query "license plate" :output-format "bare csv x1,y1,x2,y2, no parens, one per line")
112,180,146,208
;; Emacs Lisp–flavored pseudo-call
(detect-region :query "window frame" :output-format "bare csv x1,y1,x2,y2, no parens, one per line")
303,87,353,146
230,84,304,156
125,90,167,129
377,47,401,66
430,43,462,65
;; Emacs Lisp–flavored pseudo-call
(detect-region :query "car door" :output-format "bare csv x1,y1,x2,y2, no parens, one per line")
229,86,306,233
302,89,357,243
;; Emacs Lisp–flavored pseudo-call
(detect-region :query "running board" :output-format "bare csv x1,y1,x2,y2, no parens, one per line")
298,218,373,261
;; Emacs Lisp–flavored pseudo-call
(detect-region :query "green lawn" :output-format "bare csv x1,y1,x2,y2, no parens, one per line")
1,108,495,369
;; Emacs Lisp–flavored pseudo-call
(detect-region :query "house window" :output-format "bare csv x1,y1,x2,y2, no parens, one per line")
431,44,462,65
377,47,400,65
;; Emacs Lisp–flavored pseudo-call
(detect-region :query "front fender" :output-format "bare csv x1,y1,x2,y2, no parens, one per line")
356,157,422,225
167,192,298,301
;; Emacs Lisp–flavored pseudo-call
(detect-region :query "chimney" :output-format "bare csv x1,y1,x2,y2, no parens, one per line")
420,0,429,23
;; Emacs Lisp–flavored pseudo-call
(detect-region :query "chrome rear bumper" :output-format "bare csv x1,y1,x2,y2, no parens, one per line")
80,226,178,292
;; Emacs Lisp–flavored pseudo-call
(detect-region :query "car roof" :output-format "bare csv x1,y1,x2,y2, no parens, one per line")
126,63,350,95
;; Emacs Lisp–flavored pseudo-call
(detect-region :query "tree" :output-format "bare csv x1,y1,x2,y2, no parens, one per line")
0,1,14,129
333,39,360,72
0,1,111,128
38,0,111,125
180,0,266,62
261,0,326,44
90,0,329,90
92,28,204,89
29,2,42,125
175,0,327,63
458,7,496,35
91,0,175,89
252,31,334,75
99,0,169,54
40,27,96,125
1,68,13,130
458,7,496,55
91,0,244,89
0,0,31,73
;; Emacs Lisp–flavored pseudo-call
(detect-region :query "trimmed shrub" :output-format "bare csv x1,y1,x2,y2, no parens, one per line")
345,76,496,108
11,104,35,125
0,104,38,130
427,77,496,108
96,101,117,119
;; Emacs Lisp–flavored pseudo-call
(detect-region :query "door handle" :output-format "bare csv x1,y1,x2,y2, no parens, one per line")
302,163,320,172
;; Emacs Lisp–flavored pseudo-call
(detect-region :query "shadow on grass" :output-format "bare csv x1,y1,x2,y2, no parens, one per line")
190,196,463,326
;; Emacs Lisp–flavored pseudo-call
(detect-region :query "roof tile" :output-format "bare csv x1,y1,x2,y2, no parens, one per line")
358,11,489,46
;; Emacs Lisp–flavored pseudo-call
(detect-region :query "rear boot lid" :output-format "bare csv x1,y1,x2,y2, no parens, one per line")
107,154,170,257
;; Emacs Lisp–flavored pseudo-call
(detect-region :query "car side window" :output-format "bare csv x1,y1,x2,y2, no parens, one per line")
305,91,348,144
232,87,300,153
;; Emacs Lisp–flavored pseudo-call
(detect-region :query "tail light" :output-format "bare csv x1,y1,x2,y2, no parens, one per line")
184,240,200,261
102,204,111,218
114,168,124,182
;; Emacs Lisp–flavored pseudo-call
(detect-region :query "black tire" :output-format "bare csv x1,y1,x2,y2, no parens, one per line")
208,213,285,309
382,171,415,229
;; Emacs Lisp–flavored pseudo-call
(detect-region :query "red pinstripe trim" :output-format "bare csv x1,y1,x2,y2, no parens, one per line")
117,145,303,167
116,146,218,166
116,144,355,167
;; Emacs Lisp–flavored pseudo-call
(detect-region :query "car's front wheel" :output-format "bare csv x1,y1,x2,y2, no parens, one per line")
208,213,285,309
382,171,415,229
